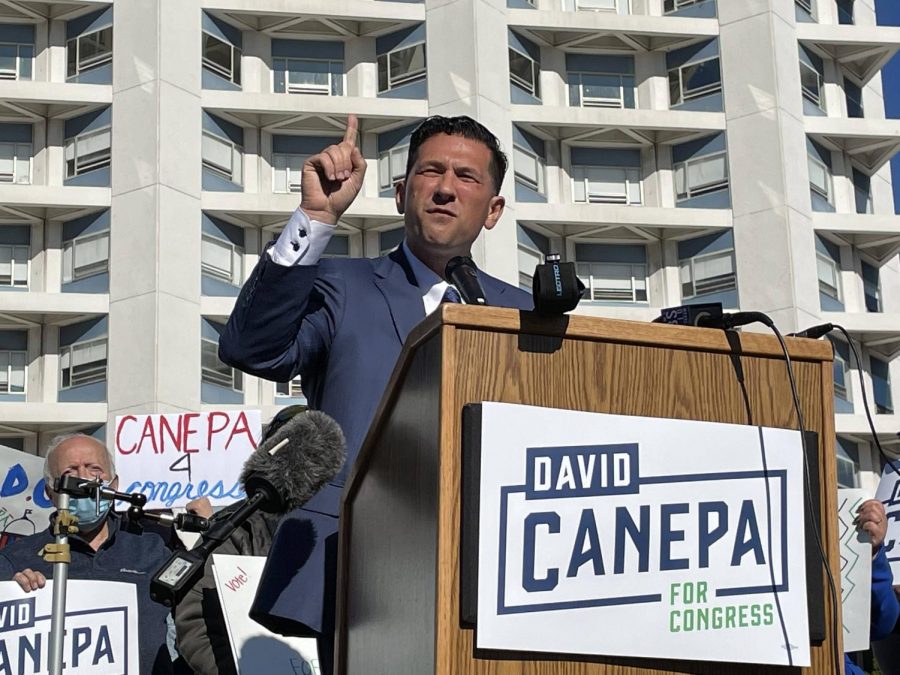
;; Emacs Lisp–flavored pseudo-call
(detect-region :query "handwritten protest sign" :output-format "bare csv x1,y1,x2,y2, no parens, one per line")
114,411,261,510
0,580,139,674
212,555,320,674
838,488,873,652
0,447,52,551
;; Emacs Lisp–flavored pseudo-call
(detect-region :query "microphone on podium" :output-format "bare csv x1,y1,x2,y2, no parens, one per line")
149,410,346,607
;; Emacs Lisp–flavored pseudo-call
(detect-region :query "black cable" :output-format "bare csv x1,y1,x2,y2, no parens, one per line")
771,325,842,675
832,324,900,479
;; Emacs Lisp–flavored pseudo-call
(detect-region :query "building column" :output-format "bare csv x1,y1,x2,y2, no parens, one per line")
107,0,202,429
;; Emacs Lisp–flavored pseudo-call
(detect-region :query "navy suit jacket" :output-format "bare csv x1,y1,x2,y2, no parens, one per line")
219,245,533,647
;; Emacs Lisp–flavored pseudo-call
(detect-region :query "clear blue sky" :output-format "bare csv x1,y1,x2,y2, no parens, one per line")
875,0,900,212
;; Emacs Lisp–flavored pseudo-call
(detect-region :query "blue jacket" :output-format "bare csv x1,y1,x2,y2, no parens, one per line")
845,546,899,675
0,513,174,674
219,247,533,669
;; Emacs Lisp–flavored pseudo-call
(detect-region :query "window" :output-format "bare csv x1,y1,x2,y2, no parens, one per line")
275,376,304,399
573,166,641,205
795,0,813,13
513,144,545,194
0,42,33,81
845,78,863,118
517,226,550,291
569,72,634,108
815,249,841,303
274,58,342,96
668,57,721,106
203,32,241,85
830,338,851,404
273,153,306,193
853,168,872,214
835,439,858,488
509,47,540,98
575,0,616,10
60,337,107,388
377,43,426,93
378,145,409,191
0,350,26,395
66,27,112,79
64,126,111,178
202,131,243,185
0,245,28,287
836,0,854,24
62,230,109,283
201,233,243,285
872,356,893,415
807,154,831,204
862,260,881,313
680,248,736,299
577,262,647,302
799,61,824,111
673,152,728,201
664,0,707,11
0,143,31,184
201,338,242,391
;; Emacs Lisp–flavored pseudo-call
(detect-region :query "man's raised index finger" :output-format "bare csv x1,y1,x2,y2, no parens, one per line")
343,114,359,146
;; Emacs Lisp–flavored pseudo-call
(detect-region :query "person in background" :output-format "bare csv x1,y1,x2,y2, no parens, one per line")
0,433,176,674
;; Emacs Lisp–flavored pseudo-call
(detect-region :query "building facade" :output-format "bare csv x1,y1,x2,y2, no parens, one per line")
0,0,897,492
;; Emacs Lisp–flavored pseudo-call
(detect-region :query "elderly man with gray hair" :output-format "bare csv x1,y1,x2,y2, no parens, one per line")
0,433,177,674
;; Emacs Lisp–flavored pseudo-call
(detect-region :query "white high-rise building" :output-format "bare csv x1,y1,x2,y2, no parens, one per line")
0,0,898,492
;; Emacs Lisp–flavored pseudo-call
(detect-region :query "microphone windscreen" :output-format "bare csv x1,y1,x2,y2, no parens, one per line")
240,410,346,512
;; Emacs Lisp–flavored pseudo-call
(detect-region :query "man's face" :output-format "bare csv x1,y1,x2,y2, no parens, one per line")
395,133,505,267
47,438,117,498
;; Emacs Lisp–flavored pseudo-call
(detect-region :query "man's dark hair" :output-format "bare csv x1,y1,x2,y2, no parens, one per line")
404,115,508,194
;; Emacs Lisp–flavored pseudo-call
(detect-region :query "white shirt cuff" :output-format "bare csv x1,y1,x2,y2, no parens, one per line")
269,208,337,266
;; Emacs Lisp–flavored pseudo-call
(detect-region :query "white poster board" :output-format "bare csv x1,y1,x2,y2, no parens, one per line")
0,447,53,550
876,467,900,581
838,488,873,653
475,402,810,667
114,411,261,509
212,554,320,674
0,580,139,674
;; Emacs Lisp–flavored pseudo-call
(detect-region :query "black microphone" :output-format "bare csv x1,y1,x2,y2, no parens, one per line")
789,323,834,339
149,410,346,607
531,254,585,314
134,510,210,533
445,256,487,305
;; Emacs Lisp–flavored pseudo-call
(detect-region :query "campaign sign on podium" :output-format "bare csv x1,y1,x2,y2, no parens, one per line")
0,580,139,673
475,403,809,667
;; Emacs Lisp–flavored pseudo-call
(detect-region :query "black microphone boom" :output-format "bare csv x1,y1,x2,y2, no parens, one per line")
445,256,488,305
149,410,346,607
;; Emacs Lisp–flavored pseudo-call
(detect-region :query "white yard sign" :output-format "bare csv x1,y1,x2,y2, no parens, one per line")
838,488,873,653
476,402,810,667
0,580,139,674
114,411,261,509
212,555,320,674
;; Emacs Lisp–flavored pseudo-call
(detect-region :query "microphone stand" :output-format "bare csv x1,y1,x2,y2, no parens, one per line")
44,478,148,675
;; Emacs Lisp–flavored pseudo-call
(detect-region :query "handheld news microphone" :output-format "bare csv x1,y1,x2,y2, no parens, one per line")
445,256,488,305
531,254,585,314
149,410,346,607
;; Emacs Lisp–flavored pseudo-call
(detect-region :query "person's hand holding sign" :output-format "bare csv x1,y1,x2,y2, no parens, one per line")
300,114,367,226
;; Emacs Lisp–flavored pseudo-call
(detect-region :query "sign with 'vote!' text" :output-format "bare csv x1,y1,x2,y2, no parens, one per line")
475,403,809,667
114,411,261,509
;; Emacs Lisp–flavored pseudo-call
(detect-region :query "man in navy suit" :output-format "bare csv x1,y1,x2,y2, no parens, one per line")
217,114,532,674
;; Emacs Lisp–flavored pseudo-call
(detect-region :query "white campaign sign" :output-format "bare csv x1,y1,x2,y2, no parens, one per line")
876,468,900,582
0,447,53,551
837,488,873,653
0,580,139,674
114,411,261,509
476,402,810,667
212,555,320,674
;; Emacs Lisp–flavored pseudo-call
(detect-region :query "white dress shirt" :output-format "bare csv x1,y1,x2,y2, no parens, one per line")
269,207,462,316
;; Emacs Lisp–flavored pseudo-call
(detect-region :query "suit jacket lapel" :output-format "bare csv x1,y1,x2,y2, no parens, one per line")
374,247,425,344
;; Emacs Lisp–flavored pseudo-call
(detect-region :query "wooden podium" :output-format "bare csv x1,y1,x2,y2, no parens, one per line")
335,305,838,674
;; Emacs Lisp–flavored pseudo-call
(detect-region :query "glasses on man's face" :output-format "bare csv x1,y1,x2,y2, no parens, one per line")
265,404,307,442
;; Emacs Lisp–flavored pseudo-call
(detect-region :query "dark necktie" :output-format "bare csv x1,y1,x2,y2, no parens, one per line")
441,286,462,304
